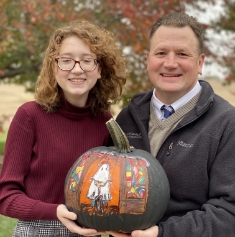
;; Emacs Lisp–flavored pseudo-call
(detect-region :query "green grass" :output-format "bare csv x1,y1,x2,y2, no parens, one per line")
0,215,17,237
0,130,7,155
0,131,16,237
0,132,15,237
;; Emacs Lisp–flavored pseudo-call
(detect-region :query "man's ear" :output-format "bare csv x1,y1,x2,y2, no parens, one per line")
146,52,150,71
198,53,205,75
146,52,150,61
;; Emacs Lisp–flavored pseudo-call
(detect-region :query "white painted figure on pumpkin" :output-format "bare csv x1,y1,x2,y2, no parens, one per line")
87,163,112,213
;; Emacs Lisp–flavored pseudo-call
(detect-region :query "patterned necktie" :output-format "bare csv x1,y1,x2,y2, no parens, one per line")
161,105,175,119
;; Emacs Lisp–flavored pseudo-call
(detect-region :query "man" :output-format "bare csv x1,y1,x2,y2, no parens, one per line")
109,12,235,237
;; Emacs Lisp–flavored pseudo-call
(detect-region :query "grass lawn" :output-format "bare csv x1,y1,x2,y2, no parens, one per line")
0,131,15,237
0,215,17,237
0,130,7,155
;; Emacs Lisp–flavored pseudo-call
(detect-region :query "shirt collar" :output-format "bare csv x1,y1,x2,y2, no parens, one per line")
152,81,202,119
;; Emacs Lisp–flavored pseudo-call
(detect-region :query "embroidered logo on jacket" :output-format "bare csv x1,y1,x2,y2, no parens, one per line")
126,132,142,139
177,140,193,148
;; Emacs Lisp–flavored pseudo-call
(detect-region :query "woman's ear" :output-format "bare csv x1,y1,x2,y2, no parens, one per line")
96,64,101,79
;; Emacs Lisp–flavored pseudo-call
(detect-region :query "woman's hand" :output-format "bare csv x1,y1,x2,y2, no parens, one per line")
106,225,159,237
57,204,106,236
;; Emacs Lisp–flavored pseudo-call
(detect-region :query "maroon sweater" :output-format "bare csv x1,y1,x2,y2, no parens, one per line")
0,99,112,220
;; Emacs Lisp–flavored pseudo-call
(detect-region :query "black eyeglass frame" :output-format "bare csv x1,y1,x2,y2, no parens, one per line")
55,57,99,72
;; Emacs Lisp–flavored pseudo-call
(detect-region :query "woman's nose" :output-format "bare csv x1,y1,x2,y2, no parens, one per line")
71,62,84,73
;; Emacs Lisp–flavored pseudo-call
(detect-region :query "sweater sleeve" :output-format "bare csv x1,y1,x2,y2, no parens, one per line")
0,106,58,220
158,120,235,237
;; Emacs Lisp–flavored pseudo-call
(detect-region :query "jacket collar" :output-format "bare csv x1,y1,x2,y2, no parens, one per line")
129,80,214,126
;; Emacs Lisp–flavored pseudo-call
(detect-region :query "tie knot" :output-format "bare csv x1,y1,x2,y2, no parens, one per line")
161,105,175,119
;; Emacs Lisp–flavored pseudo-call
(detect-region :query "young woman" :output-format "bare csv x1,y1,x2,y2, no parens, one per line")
0,20,127,237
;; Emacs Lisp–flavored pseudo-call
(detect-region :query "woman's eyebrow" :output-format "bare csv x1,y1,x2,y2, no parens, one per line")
59,53,95,58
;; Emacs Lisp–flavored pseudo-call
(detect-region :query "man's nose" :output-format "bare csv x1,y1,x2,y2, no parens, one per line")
163,54,178,68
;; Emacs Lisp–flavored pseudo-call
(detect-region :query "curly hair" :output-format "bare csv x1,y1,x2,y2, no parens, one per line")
35,20,127,114
149,12,204,54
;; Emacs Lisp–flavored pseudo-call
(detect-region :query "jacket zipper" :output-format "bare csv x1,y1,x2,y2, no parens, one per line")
167,142,173,156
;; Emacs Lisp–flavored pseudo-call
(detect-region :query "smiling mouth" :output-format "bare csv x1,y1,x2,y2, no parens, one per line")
69,79,86,82
161,74,181,77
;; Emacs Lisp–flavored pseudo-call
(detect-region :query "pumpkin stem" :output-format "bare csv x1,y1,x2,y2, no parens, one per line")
106,118,131,153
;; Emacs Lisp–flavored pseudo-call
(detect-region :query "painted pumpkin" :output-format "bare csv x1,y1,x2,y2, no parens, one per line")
64,118,170,233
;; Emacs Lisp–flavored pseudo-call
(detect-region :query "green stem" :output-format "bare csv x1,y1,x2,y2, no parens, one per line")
106,118,131,153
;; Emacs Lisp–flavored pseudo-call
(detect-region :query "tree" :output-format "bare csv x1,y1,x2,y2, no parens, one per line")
213,0,235,84
0,0,93,90
2,0,231,106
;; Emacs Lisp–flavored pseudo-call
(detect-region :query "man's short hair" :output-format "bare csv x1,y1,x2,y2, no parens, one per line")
149,12,204,54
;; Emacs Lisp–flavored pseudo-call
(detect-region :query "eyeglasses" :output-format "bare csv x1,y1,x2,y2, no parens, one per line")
55,57,98,72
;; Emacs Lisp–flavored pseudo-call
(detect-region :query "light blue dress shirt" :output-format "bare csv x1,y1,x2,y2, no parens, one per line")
152,81,202,120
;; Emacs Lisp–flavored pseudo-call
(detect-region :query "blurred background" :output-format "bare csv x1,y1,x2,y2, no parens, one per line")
0,0,235,236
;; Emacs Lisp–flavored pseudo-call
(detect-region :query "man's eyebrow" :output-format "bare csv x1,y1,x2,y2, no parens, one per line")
152,46,167,51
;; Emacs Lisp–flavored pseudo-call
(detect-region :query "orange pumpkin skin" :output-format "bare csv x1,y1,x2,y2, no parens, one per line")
64,146,170,233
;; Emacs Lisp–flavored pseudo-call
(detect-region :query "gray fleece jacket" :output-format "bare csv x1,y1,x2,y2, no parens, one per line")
116,80,235,237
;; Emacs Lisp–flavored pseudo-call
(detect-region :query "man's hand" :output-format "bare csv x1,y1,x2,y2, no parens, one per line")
106,225,159,237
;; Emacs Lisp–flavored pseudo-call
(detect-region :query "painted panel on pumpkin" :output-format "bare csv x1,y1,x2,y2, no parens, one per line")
80,152,121,215
125,158,147,199
68,154,91,192
67,150,149,215
120,157,149,214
